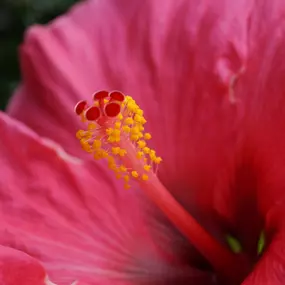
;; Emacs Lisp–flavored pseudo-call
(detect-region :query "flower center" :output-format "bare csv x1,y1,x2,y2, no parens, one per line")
75,90,162,189
74,90,251,284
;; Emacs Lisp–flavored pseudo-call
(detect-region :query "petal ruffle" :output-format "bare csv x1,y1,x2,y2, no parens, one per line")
0,112,216,285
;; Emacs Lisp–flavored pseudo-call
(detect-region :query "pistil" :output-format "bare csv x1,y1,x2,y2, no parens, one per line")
74,90,250,283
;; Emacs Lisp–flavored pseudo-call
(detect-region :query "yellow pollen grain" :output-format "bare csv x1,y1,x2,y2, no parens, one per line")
137,140,146,149
130,126,140,134
127,103,138,113
88,123,97,131
108,163,117,171
131,171,139,178
134,114,143,123
122,126,131,133
119,165,127,172
76,130,85,139
114,121,121,129
107,136,116,143
124,175,130,182
136,151,144,159
119,149,127,157
141,174,149,181
130,134,139,141
143,147,150,154
93,153,101,160
136,109,143,116
112,129,121,137
106,128,113,135
107,156,115,164
144,133,152,140
125,117,133,125
101,150,108,158
111,147,120,155
154,157,162,164
143,165,151,172
117,113,123,120
93,140,102,149
124,184,131,190
81,141,91,152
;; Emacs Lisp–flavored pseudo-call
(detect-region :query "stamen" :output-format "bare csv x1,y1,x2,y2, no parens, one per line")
74,91,250,283
74,91,161,189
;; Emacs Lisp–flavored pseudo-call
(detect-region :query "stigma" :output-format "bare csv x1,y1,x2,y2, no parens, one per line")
74,90,162,189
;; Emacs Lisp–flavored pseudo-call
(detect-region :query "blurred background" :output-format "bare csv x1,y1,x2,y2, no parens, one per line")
0,0,77,110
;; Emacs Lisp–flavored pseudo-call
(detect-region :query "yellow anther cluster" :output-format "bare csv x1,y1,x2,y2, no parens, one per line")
114,122,121,129
106,128,121,143
137,140,146,149
143,165,151,172
93,149,108,160
88,123,97,131
111,147,127,157
131,171,139,178
141,174,149,181
144,133,152,140
93,140,102,149
76,129,91,140
75,94,162,190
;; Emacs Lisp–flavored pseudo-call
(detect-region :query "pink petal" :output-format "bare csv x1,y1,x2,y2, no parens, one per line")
8,0,285,276
0,246,46,285
0,112,216,284
7,0,255,244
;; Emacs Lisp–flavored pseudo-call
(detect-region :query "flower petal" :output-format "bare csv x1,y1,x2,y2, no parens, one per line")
0,246,46,285
6,0,256,242
10,0,285,266
0,112,217,284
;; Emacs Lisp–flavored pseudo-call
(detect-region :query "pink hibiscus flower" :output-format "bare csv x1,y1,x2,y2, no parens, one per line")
2,0,285,284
